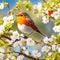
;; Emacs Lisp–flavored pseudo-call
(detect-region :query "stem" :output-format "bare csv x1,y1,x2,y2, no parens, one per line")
43,0,46,2
1,35,11,40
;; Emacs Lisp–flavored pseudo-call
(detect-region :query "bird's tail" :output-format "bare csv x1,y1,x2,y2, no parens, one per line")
36,29,47,37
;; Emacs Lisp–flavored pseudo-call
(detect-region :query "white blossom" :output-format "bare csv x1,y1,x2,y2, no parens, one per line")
6,54,15,60
19,38,26,46
37,2,42,11
0,3,4,9
0,25,4,34
57,8,60,16
43,37,49,43
20,34,24,37
52,44,58,51
51,12,59,19
3,15,14,26
11,31,19,41
41,46,51,53
58,47,60,53
48,52,52,56
26,38,35,46
8,14,14,20
53,25,60,32
33,5,37,9
22,47,26,50
0,53,4,59
42,16,49,24
24,50,30,55
32,50,41,58
0,48,5,53
33,2,42,11
48,35,55,42
17,55,24,60
13,41,20,47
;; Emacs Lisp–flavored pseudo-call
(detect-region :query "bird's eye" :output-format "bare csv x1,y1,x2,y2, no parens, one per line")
20,14,23,16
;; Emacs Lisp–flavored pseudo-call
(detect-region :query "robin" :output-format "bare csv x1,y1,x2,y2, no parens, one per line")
16,12,47,37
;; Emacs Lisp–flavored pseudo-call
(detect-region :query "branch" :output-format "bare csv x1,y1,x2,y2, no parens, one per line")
1,34,52,46
17,52,45,60
1,35,11,40
43,0,46,2
0,51,45,60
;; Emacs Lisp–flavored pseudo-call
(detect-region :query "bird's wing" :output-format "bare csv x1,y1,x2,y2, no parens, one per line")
21,12,47,37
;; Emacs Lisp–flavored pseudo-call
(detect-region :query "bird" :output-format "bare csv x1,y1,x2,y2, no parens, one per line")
16,12,47,37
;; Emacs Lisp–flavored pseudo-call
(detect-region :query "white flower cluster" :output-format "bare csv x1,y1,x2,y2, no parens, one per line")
41,7,60,24
43,35,56,44
3,14,14,25
42,16,49,24
32,50,41,58
0,14,14,35
0,25,5,35
41,45,51,53
33,2,42,11
41,35,60,54
0,3,4,9
17,55,24,60
6,54,15,60
51,8,60,19
0,48,5,60
53,25,60,33
6,31,35,47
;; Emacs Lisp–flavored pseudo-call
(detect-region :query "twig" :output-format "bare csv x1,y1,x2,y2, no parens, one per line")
1,35,11,40
0,51,45,60
17,52,45,60
43,0,46,2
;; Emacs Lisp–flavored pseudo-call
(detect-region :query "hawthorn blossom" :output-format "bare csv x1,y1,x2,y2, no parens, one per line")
6,54,15,60
17,55,24,60
42,16,49,24
48,52,52,56
13,41,20,48
26,38,35,46
32,50,41,58
10,31,19,41
51,12,59,19
19,38,26,46
33,2,42,11
43,36,54,44
3,15,14,26
41,46,51,53
6,39,13,45
0,48,5,53
0,3,4,9
43,37,49,44
48,35,56,42
0,53,4,60
53,25,60,32
0,25,5,35
0,48,5,59
58,47,60,53
37,2,42,11
52,44,58,51
57,8,60,16
24,50,30,55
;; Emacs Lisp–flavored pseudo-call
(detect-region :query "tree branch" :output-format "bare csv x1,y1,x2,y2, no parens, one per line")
43,0,46,2
0,51,45,60
17,52,45,60
1,35,11,40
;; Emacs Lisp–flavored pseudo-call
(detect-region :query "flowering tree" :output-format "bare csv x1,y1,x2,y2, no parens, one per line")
0,0,60,60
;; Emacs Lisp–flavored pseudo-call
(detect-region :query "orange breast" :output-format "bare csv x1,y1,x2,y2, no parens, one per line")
16,16,29,26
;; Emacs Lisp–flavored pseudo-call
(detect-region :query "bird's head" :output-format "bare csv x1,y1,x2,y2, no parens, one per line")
16,12,30,26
